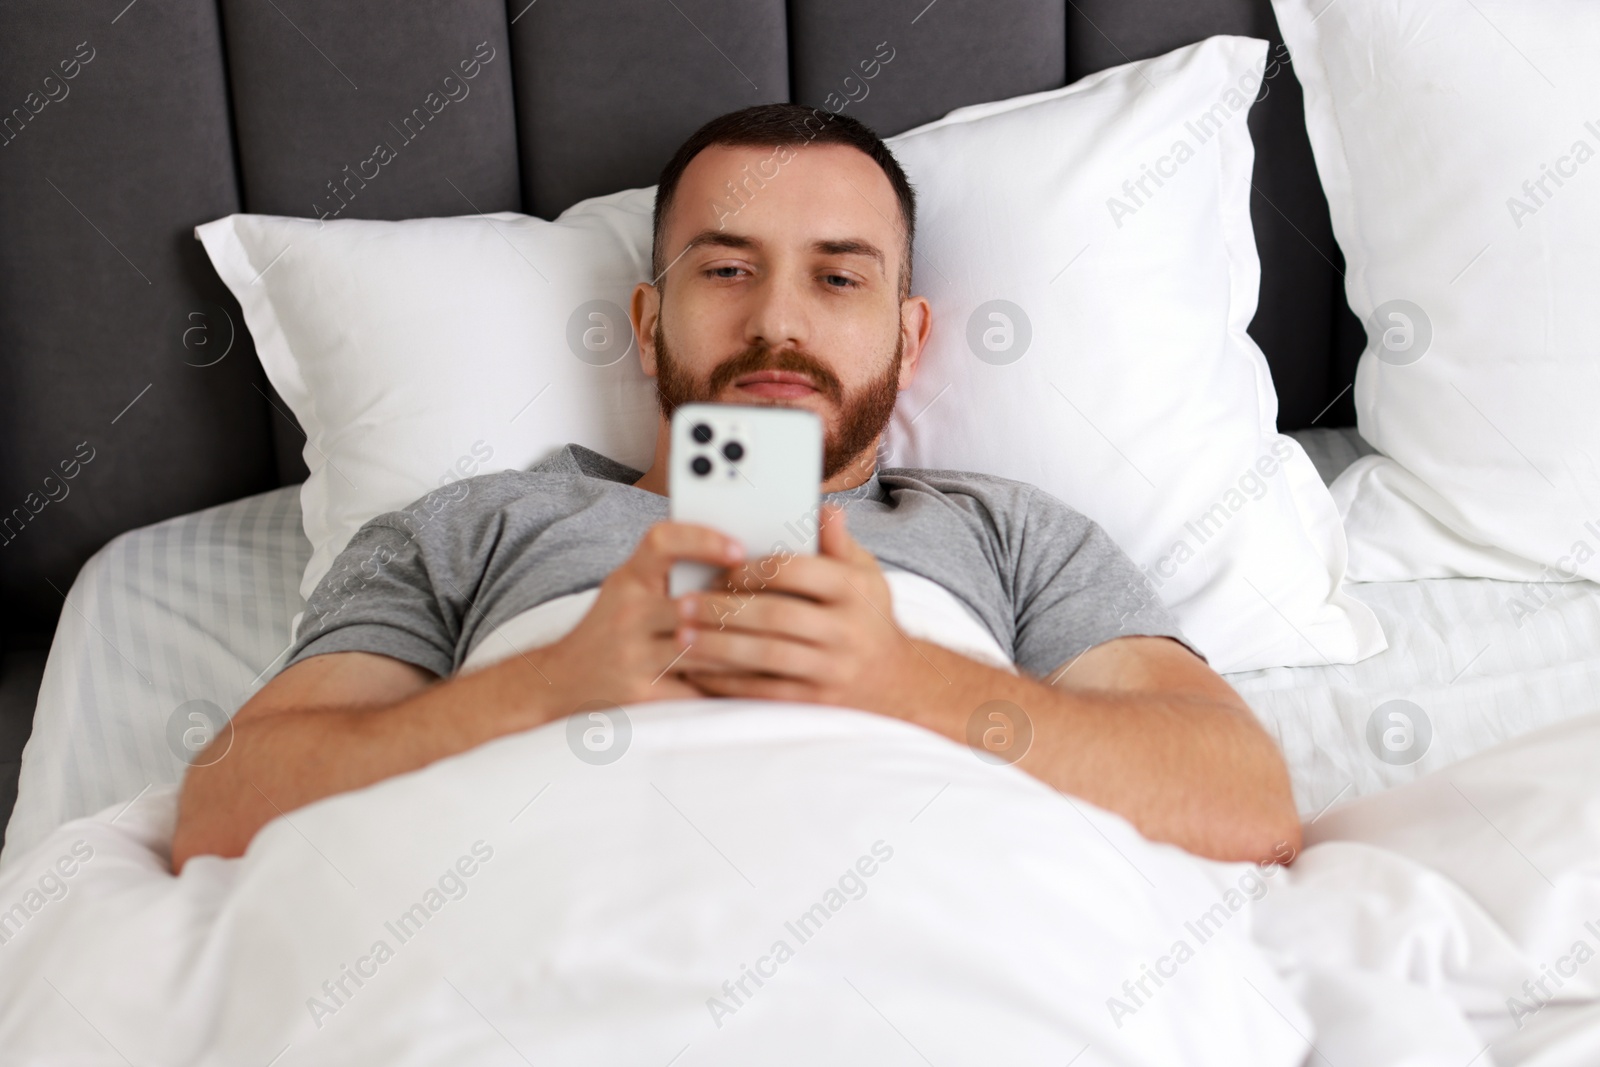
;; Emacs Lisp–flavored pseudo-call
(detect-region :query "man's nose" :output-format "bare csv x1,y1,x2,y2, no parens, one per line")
743,269,809,353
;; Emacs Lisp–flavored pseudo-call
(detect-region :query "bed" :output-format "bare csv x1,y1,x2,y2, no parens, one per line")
6,435,1600,1063
7,1,1600,1064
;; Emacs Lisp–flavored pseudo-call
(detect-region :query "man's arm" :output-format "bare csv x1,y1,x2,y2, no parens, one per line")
886,634,1301,863
170,523,744,873
677,506,1302,864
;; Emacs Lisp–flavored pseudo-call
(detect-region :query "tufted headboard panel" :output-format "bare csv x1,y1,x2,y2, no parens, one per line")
0,0,1359,647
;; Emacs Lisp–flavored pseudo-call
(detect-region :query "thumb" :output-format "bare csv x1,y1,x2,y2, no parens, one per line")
818,503,872,564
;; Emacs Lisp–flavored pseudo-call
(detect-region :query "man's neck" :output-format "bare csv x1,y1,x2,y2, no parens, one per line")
631,415,879,496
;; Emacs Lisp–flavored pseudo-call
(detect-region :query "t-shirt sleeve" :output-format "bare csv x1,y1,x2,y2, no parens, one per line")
281,517,460,679
1009,488,1203,678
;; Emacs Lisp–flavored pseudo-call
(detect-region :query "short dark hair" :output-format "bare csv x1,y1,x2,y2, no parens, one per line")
651,103,916,301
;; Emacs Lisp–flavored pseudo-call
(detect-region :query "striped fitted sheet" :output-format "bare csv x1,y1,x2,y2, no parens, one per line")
1227,575,1600,817
2,485,308,869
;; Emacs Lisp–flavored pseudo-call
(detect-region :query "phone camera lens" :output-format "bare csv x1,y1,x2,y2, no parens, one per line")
690,455,713,477
691,423,714,444
723,441,744,462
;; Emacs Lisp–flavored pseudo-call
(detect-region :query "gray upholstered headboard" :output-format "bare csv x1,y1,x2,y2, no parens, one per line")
0,0,1360,651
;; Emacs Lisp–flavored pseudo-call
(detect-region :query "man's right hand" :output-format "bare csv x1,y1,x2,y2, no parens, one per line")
533,521,746,708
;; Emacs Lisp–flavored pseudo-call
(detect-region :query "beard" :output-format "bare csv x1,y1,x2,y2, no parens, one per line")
652,321,904,481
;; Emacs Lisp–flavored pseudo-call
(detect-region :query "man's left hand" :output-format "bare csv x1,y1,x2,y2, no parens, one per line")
674,504,932,712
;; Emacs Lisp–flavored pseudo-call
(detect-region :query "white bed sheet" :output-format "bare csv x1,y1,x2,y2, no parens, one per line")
1228,574,1600,817
7,475,1600,869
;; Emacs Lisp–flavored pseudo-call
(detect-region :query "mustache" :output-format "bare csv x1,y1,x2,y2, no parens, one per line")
706,344,844,403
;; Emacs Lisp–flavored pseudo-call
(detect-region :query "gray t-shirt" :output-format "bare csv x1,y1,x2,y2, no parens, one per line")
284,444,1196,680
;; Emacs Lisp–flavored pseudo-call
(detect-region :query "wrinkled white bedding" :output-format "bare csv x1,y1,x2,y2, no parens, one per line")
7,701,1600,1066
1,702,1305,1067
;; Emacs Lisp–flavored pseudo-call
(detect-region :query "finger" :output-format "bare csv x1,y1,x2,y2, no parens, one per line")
624,521,745,587
677,590,839,643
609,589,691,636
723,553,853,603
592,578,695,637
819,503,877,568
676,627,830,680
684,670,817,704
644,633,694,681
817,503,872,565
645,594,689,634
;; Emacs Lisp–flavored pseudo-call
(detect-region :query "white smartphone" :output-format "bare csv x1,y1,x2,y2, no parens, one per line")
668,403,823,596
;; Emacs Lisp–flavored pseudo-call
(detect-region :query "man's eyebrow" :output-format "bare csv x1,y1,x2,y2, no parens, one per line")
682,229,757,255
679,230,887,277
812,238,885,276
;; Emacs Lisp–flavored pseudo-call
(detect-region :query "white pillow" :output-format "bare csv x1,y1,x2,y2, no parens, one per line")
882,35,1382,672
197,198,662,606
199,34,1383,673
1274,0,1600,584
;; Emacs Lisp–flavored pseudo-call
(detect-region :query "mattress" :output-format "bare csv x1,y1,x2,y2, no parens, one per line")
6,435,1600,868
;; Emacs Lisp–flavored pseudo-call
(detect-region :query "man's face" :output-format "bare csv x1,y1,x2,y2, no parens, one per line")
636,143,920,480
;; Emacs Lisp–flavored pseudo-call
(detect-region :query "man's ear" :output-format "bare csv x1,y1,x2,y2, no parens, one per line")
897,293,933,389
632,281,661,378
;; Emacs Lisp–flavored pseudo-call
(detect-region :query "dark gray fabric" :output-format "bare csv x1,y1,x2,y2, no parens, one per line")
285,445,1196,681
509,0,789,218
789,0,1066,139
0,651,48,854
217,0,520,222
4,0,1358,653
0,0,276,644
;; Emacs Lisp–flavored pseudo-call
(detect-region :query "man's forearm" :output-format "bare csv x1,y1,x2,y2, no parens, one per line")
893,640,1302,863
171,654,554,871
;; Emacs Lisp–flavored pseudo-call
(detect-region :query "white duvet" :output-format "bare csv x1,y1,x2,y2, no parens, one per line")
6,700,1600,1066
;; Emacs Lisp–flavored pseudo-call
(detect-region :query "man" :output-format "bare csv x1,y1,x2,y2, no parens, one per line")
171,104,1301,872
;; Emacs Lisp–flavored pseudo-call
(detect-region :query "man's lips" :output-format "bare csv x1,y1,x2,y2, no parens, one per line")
732,370,820,399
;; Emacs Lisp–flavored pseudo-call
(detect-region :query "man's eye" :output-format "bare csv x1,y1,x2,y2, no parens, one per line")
824,274,858,288
705,266,745,279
